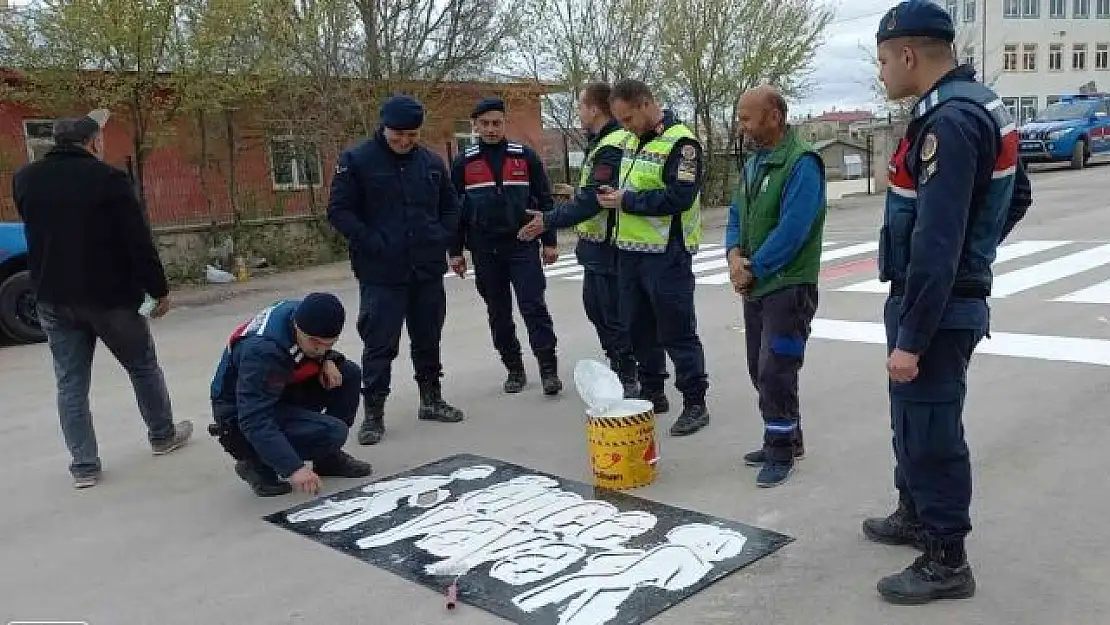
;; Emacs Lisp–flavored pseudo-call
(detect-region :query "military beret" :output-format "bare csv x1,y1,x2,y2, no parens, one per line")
876,0,955,44
379,95,425,131
471,97,506,119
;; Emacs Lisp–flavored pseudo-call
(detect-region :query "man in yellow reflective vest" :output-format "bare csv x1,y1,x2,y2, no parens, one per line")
518,82,658,398
596,79,710,436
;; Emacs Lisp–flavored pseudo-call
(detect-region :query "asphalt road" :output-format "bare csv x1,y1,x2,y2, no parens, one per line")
2,158,1109,625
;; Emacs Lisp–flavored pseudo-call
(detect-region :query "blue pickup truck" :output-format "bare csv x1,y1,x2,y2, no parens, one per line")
0,222,45,344
1018,93,1110,169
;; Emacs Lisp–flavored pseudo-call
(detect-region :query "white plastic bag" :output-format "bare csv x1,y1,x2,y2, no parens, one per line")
573,358,655,418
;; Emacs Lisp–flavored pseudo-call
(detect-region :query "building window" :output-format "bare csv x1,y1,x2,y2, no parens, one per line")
1021,0,1040,15
1004,0,1021,16
269,137,322,190
1023,43,1038,70
1075,0,1090,17
454,120,477,156
963,45,977,68
1049,43,1063,69
1073,43,1088,69
963,0,976,19
1004,44,1019,70
22,120,56,162
1098,0,1110,16
1019,96,1038,125
1097,43,1109,69
945,0,958,18
1002,97,1019,121
1051,0,1067,15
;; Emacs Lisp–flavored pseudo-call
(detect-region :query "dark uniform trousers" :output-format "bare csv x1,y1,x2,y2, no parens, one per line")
357,278,447,399
743,283,819,458
272,358,362,461
582,265,626,358
473,240,557,357
618,240,707,400
884,296,982,543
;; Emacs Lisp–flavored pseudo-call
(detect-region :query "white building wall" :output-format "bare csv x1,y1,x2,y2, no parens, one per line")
943,0,1109,124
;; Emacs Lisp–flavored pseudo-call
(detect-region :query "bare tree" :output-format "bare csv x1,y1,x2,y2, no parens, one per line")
661,0,833,158
510,0,662,146
0,0,190,203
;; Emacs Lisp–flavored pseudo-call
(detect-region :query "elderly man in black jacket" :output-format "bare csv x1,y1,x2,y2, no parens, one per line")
12,109,193,489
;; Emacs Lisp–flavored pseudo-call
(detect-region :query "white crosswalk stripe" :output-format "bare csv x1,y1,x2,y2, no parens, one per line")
446,239,1110,304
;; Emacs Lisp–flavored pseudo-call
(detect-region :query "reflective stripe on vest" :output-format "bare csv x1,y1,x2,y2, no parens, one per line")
574,129,632,243
614,123,702,254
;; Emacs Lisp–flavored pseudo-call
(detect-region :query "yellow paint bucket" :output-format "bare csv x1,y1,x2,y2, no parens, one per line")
585,399,659,491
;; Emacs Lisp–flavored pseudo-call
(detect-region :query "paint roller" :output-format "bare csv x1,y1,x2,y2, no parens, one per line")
427,559,470,611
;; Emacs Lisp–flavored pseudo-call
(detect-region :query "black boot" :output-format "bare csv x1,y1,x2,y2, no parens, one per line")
357,393,386,446
639,387,670,414
536,347,563,396
418,380,465,422
611,352,639,399
670,400,710,436
502,352,527,393
862,499,927,551
313,450,374,478
877,538,976,604
234,460,292,497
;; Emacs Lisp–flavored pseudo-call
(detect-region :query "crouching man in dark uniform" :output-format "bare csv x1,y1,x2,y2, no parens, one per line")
863,0,1031,604
328,95,465,446
209,293,374,497
450,97,563,396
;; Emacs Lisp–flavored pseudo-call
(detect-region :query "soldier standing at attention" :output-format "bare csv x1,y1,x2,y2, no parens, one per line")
727,84,827,489
863,0,1031,604
327,95,466,447
597,79,710,436
449,97,564,397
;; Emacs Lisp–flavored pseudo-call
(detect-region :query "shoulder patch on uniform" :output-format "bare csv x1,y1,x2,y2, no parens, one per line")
334,163,347,175
920,132,938,162
681,144,697,160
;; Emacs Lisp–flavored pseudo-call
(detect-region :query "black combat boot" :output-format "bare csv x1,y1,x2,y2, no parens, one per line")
502,352,527,394
611,352,639,399
670,400,710,436
313,450,374,478
234,460,292,497
862,499,927,551
639,387,670,414
877,538,976,604
418,380,465,422
357,393,386,446
536,347,563,396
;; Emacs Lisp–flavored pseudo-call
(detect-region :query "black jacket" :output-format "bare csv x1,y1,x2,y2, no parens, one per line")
12,144,169,310
327,129,460,285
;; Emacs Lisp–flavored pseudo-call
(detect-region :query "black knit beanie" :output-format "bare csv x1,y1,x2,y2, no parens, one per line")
293,293,345,338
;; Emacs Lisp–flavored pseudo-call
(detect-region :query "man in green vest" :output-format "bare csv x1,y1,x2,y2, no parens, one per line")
595,79,710,436
727,85,827,488
517,82,653,398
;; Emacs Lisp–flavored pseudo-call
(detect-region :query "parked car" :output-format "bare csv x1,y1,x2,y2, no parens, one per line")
1017,92,1110,169
0,222,45,344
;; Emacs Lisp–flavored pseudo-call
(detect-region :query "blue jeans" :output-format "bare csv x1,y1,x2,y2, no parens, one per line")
37,302,175,477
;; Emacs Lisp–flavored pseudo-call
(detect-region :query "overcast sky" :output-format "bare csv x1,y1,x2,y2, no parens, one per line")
5,0,897,117
792,0,898,117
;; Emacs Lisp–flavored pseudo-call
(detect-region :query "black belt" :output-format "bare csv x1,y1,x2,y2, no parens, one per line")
889,282,988,298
